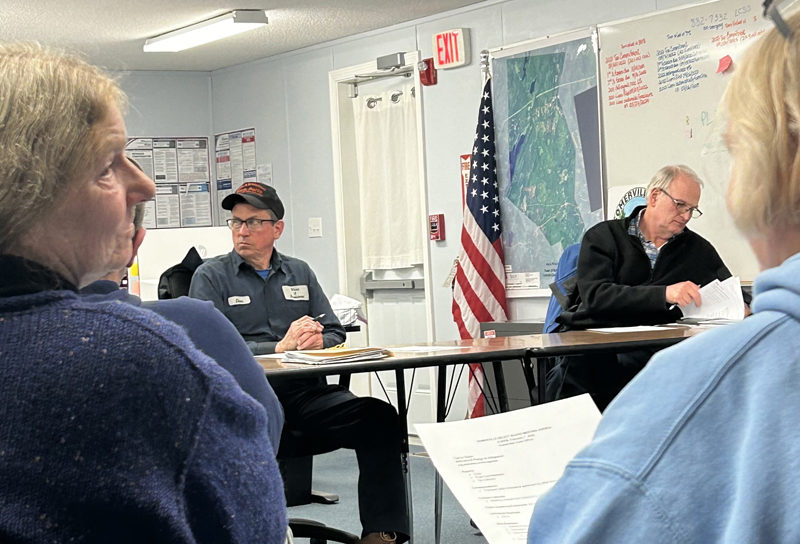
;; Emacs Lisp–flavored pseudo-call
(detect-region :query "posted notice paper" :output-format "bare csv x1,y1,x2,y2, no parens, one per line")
415,395,601,544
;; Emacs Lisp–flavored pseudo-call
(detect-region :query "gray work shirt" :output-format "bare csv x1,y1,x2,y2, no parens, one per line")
188,249,345,355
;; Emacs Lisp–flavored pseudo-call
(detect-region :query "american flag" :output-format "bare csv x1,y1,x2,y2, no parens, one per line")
452,77,509,418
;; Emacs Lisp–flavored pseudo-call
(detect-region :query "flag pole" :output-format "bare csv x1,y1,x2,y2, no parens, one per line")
480,49,490,84
452,48,509,420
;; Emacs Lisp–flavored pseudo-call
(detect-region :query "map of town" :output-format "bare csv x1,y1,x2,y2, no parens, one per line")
493,35,603,290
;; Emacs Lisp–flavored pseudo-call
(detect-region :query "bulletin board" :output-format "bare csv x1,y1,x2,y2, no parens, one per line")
214,128,258,226
126,137,213,228
598,0,771,280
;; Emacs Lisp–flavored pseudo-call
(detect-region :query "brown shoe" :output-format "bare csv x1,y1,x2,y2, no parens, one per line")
357,532,397,544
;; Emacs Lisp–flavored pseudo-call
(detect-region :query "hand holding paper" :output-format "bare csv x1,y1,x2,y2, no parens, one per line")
666,280,702,308
678,276,744,320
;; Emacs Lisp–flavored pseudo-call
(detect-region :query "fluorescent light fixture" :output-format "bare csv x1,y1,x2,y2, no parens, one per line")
144,10,268,53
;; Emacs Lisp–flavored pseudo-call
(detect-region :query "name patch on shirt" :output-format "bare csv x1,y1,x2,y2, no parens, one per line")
282,285,309,301
227,295,251,306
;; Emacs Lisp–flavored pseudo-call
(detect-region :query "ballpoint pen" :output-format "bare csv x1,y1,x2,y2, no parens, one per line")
312,313,326,322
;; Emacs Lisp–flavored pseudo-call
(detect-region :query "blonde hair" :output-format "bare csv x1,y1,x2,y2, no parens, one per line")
0,42,125,251
645,164,703,199
724,13,800,235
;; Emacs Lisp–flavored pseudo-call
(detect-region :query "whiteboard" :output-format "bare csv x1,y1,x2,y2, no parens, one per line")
598,0,771,280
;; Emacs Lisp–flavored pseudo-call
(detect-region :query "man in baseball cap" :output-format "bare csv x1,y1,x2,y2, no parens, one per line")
191,182,409,544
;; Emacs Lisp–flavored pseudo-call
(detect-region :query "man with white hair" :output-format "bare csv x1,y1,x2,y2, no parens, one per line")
551,165,743,409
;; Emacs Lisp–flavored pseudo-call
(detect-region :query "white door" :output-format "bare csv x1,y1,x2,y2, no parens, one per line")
329,53,436,426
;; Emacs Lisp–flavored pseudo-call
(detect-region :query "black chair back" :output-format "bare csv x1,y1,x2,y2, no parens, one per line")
158,247,204,299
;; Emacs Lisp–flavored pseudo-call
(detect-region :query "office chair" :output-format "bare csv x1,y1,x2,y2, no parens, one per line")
543,242,582,333
156,246,203,300
538,243,583,403
287,518,359,544
277,436,339,507
278,373,352,507
277,373,360,544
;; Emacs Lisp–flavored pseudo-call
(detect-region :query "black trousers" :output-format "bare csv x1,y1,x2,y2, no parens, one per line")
274,380,410,541
546,349,658,411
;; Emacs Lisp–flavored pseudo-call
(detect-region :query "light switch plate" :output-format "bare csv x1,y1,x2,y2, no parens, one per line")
308,217,322,238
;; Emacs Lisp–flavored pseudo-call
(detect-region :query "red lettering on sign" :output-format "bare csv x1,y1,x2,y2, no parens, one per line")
436,34,446,66
433,29,467,68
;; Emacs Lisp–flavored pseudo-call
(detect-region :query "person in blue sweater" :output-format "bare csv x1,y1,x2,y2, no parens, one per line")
528,10,800,543
0,42,286,543
81,201,285,450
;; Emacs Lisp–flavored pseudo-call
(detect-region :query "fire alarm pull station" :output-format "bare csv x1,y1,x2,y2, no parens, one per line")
429,214,445,241
419,58,438,86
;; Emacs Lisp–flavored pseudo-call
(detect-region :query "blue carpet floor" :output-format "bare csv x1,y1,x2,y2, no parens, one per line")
287,443,490,543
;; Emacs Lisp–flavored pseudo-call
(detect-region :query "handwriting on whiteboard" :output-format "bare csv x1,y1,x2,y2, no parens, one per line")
604,39,653,109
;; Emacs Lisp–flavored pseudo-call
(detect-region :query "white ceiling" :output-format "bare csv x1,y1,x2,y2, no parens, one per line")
2,0,486,71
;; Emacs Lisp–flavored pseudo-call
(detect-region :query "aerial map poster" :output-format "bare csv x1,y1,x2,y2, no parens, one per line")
492,29,603,296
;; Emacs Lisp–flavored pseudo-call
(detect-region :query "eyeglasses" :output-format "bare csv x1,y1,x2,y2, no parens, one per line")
658,188,703,218
226,217,277,231
764,0,797,39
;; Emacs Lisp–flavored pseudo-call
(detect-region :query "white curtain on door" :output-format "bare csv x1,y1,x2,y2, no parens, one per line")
352,82,423,269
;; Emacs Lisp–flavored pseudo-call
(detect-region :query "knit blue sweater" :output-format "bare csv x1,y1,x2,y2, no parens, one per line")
0,258,287,543
80,280,284,450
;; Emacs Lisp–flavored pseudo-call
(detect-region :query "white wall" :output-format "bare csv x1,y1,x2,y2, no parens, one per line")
120,70,213,137
121,0,701,332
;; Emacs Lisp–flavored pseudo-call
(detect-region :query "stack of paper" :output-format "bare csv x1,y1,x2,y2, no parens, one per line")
679,276,744,320
282,347,389,365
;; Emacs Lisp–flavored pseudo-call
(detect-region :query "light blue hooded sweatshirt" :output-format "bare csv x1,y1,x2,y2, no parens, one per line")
529,252,800,543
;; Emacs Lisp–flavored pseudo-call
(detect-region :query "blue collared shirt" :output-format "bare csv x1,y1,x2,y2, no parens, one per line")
628,208,664,269
188,249,345,355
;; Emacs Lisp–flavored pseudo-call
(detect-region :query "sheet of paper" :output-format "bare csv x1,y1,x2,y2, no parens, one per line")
389,345,463,353
282,347,388,364
678,317,739,327
680,276,744,320
587,325,668,333
415,395,601,544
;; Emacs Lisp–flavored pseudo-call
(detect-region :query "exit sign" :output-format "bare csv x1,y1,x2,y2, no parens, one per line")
433,28,470,69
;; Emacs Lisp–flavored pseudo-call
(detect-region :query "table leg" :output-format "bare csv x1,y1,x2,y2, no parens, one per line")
394,368,414,543
538,356,551,404
434,365,447,544
490,360,509,413
520,354,537,405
